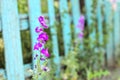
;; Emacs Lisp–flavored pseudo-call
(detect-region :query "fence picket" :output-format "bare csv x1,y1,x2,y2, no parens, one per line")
28,0,41,68
97,0,105,65
97,0,103,46
48,0,60,76
104,0,114,66
59,0,71,55
0,2,1,31
113,3,120,60
85,0,96,49
1,0,24,80
71,0,80,34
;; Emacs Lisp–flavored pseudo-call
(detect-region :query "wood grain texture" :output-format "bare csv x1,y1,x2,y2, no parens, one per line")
28,0,41,68
113,2,120,60
59,0,71,55
48,0,60,76
71,0,80,34
0,63,32,79
85,0,96,49
104,0,114,66
1,0,24,80
97,0,103,45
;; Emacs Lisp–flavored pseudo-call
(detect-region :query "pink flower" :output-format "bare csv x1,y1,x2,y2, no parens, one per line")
41,48,50,58
35,26,43,33
77,15,85,39
78,32,84,39
109,0,118,10
37,32,49,42
77,15,85,31
33,16,50,75
38,16,45,23
38,16,48,29
41,65,50,72
34,42,42,50
40,57,45,61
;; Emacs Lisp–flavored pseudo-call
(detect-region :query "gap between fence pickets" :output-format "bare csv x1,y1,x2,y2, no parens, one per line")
0,16,1,31
0,63,33,79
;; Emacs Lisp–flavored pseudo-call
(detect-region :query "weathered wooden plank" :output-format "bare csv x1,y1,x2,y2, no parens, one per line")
85,0,92,25
0,13,64,32
0,1,1,31
20,17,29,30
28,0,41,68
70,0,84,49
1,0,24,80
0,14,29,31
97,0,103,45
0,18,1,31
71,0,80,34
59,0,71,55
19,14,28,31
104,0,114,66
19,13,48,30
85,0,96,49
113,2,120,59
0,63,32,79
97,0,105,66
0,69,6,79
48,0,60,76
24,63,32,77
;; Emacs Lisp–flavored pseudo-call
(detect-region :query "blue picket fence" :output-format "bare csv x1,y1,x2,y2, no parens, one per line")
0,0,120,80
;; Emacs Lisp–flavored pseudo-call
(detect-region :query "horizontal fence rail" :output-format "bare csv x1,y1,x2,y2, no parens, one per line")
0,63,32,79
0,13,72,32
0,14,48,31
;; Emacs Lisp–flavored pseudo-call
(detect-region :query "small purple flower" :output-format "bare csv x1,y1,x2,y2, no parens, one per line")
36,54,38,57
33,16,50,75
41,48,50,58
34,57,36,60
34,54,38,60
37,32,49,42
35,65,37,68
40,57,45,61
35,26,43,33
41,65,50,72
77,15,85,31
38,16,48,29
76,15,85,39
43,24,48,29
78,32,84,39
38,16,45,23
41,22,48,29
34,42,42,50
109,0,118,10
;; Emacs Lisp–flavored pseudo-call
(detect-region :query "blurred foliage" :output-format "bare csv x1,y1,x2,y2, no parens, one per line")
41,0,48,13
115,44,120,67
86,69,110,80
0,33,4,68
60,0,113,80
21,30,32,64
18,0,48,14
18,0,28,13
